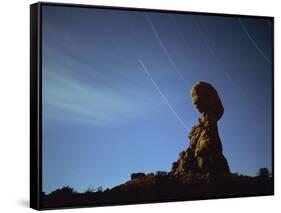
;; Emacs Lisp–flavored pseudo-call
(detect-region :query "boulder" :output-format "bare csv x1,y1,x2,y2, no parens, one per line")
130,172,146,180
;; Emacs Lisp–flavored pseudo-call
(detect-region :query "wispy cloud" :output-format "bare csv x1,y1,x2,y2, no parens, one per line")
43,65,157,127
42,28,163,127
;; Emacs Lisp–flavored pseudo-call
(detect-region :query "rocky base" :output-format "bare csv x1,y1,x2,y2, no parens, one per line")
171,114,230,175
42,172,273,209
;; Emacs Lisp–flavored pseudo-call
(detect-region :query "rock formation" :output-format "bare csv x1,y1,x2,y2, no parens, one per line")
171,82,230,176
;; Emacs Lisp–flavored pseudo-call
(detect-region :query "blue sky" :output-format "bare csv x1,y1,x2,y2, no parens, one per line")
42,5,273,193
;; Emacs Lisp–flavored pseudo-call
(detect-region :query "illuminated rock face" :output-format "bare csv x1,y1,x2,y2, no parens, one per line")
191,82,224,121
171,82,230,175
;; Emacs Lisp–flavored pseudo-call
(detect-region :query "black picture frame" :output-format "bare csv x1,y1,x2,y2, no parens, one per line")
30,2,274,210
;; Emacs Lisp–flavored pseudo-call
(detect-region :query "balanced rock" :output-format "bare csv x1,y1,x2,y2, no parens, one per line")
171,82,230,176
191,82,224,121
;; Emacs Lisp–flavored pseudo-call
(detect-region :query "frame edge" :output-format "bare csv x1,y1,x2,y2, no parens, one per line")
30,2,42,210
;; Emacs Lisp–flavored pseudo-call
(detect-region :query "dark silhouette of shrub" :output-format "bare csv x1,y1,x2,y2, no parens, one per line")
84,186,95,194
155,171,168,176
257,168,271,177
96,186,103,192
49,186,76,197
85,186,103,194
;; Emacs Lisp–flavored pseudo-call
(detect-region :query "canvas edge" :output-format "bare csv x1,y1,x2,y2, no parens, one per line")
30,2,43,210
271,17,275,196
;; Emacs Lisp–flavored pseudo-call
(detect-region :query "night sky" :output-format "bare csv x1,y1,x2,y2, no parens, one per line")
42,5,273,193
